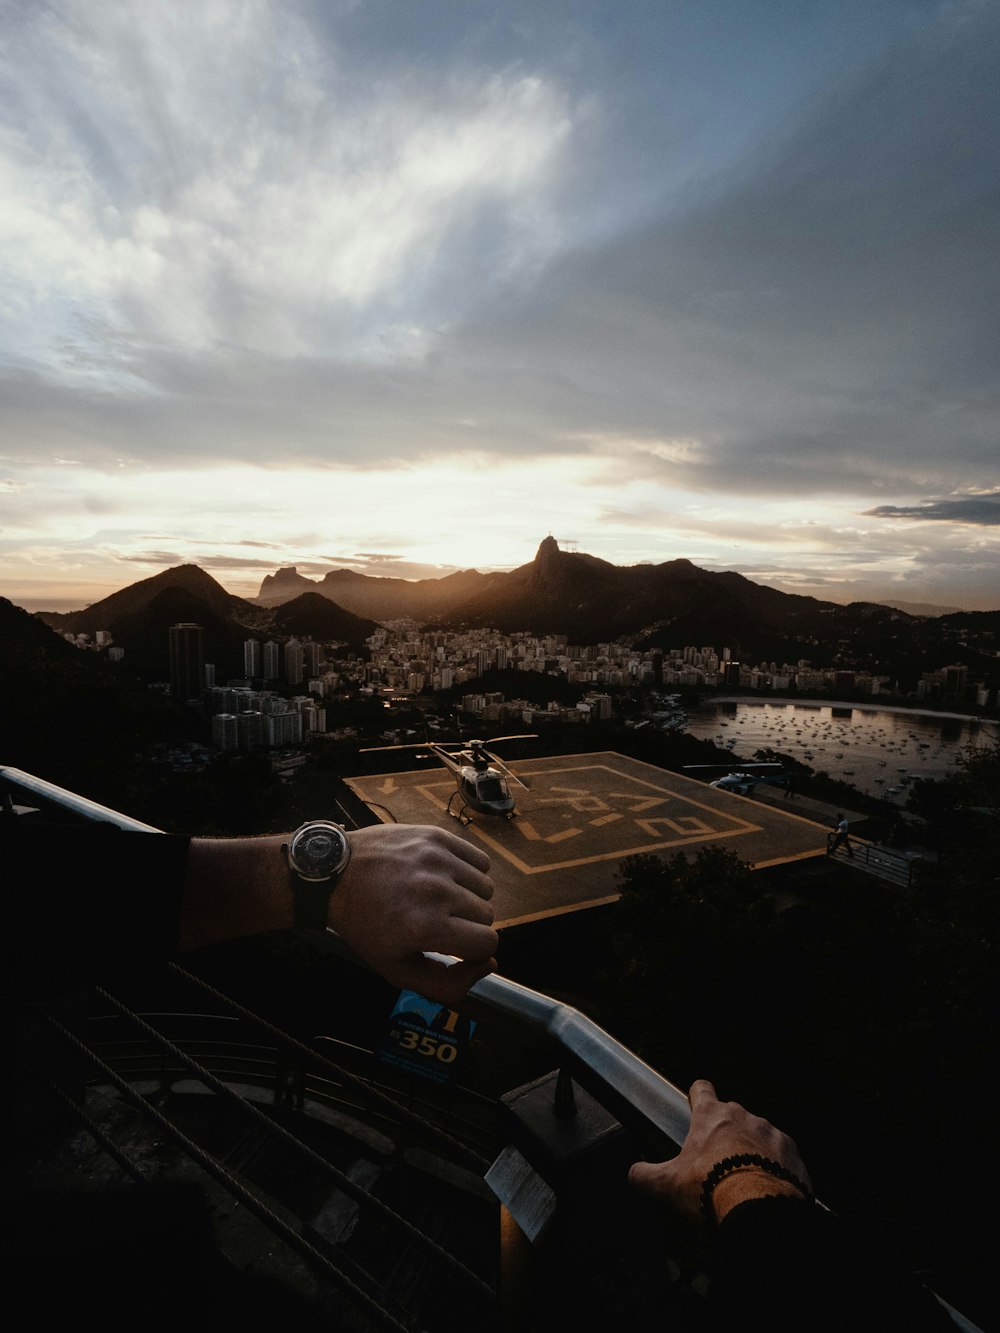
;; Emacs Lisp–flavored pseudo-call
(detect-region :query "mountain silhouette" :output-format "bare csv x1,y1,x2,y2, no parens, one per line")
251,538,852,656
270,592,377,643
1,597,80,671
41,564,258,638
33,564,377,680
22,541,1000,681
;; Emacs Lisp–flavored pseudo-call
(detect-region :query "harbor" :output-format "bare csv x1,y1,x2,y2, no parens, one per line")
683,698,998,800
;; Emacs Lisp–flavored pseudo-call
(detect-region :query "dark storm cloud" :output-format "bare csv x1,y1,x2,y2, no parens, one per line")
865,496,1000,525
6,1,996,504
435,0,1000,496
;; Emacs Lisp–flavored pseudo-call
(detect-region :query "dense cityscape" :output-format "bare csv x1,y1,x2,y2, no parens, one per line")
56,616,996,763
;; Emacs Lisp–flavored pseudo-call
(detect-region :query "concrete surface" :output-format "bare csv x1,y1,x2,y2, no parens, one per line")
345,752,831,927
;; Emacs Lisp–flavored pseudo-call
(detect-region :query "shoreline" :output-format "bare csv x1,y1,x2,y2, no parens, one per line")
705,697,999,727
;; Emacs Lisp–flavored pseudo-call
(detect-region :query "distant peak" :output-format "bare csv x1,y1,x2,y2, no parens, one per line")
535,535,560,562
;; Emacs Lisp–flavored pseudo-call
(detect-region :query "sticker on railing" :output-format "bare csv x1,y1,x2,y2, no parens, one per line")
378,990,477,1085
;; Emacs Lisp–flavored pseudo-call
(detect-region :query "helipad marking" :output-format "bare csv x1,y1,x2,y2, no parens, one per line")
472,824,753,875
609,792,667,812
513,818,586,844
634,815,715,837
533,784,611,813
415,782,451,811
355,761,765,874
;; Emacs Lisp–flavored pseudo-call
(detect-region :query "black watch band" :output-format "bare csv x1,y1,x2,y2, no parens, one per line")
284,821,351,931
291,877,335,930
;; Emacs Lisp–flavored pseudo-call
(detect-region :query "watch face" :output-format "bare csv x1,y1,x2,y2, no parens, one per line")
289,821,349,881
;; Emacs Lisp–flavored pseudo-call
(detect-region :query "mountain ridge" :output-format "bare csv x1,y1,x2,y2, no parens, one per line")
22,538,1000,684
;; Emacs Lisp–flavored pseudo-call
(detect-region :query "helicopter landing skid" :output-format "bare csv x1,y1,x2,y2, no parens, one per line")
447,792,473,825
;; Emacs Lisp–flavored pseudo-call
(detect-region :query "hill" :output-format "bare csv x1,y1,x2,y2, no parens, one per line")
0,597,191,800
39,564,263,639
34,565,374,682
254,538,876,661
258,563,493,620
21,541,1000,691
249,538,998,684
270,592,378,643
1,596,80,671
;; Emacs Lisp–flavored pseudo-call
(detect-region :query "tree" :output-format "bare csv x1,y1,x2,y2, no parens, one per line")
603,847,774,1088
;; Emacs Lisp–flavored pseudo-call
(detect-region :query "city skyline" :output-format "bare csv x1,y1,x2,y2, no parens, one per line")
2,2,998,613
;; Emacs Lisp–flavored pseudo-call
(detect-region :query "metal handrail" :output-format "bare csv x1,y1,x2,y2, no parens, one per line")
825,829,923,886
461,960,691,1147
1,766,162,831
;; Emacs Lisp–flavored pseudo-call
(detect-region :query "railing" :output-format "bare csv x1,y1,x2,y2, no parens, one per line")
1,765,982,1332
1,767,692,1138
825,830,925,886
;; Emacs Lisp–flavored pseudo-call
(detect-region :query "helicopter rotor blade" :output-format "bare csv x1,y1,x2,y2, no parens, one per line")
359,742,434,754
485,753,531,791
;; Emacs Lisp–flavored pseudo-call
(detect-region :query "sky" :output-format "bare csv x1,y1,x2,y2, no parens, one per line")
1,0,998,613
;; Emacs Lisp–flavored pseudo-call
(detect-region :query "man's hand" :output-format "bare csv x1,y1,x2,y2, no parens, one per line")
628,1079,811,1224
181,823,498,1008
329,824,498,1007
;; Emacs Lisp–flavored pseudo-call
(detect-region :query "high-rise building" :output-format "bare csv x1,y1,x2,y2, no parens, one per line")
943,664,968,700
237,711,265,749
169,623,204,701
267,711,304,747
211,713,239,750
303,705,327,733
285,638,304,686
244,639,261,677
262,641,279,681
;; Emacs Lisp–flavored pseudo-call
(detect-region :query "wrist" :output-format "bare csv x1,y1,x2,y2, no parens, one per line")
701,1153,812,1227
284,822,352,930
710,1168,807,1224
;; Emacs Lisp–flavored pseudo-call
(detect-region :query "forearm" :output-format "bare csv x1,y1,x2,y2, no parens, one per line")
180,834,292,950
180,824,499,1006
712,1197,953,1331
3,825,189,999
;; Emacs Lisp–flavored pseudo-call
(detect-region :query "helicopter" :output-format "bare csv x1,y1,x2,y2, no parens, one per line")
683,762,794,796
360,734,537,824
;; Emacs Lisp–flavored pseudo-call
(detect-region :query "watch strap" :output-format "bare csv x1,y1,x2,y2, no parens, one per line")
291,874,334,931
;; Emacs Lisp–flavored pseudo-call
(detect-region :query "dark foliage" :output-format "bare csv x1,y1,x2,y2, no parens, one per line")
598,742,1000,1325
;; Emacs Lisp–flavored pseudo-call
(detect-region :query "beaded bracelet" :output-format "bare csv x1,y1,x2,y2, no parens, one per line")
700,1153,813,1226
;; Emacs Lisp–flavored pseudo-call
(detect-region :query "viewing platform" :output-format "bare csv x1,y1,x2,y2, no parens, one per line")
2,766,981,1332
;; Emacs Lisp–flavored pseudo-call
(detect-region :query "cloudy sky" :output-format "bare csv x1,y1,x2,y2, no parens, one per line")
2,0,998,612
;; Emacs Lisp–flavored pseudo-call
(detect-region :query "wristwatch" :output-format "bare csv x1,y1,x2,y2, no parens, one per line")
285,820,352,929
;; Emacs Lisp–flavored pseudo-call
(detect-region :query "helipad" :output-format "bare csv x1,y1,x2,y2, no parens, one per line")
345,751,829,927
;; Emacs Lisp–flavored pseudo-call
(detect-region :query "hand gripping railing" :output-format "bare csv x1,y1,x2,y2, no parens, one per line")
0,766,682,1148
